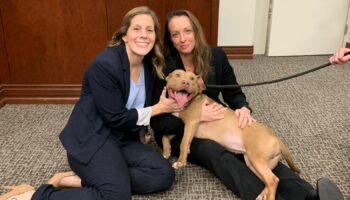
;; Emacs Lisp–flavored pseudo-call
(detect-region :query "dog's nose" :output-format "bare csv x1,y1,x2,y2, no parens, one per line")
181,80,190,86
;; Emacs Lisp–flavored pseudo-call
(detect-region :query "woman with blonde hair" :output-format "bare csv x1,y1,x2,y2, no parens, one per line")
0,6,181,200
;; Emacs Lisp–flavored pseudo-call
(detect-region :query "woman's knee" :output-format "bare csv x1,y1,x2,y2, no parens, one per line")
157,163,175,190
131,158,175,194
98,181,132,200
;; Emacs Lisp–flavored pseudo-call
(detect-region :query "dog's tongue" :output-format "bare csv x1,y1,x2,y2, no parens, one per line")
174,92,188,107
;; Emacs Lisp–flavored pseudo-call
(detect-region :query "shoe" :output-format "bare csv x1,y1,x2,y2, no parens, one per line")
317,178,344,200
0,184,34,200
306,189,318,200
47,171,76,187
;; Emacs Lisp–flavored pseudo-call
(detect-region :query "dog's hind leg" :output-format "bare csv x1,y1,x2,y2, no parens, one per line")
244,156,272,200
244,155,263,180
251,161,279,200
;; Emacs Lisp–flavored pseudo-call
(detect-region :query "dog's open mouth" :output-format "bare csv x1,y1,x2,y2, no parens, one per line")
168,88,195,107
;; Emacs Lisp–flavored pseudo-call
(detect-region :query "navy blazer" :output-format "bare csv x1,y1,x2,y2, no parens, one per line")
60,43,155,164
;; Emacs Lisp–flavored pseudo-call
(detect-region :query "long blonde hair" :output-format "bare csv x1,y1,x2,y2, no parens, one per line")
164,9,212,80
108,6,165,79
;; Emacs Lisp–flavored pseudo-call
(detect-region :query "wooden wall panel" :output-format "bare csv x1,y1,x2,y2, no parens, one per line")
0,0,223,107
0,4,10,85
1,84,81,105
1,0,108,84
0,5,9,106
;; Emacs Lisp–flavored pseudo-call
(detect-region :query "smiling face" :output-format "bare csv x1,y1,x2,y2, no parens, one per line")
166,69,205,107
122,14,156,58
168,16,196,56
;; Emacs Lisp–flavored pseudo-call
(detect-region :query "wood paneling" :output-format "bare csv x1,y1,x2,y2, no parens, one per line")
0,0,224,107
1,0,107,84
221,46,254,59
0,85,4,107
1,84,80,104
0,5,10,85
0,5,9,106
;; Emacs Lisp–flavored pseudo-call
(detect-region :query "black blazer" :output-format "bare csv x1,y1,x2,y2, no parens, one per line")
60,43,155,164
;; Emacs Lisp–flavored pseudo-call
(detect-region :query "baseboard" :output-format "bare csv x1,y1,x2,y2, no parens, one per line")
0,85,5,108
220,46,254,59
0,84,81,108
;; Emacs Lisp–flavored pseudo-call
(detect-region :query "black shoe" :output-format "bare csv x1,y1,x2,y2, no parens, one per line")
306,189,318,200
317,178,344,200
305,178,344,200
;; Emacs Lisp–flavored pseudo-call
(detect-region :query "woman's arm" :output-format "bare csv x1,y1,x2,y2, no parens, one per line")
212,47,255,128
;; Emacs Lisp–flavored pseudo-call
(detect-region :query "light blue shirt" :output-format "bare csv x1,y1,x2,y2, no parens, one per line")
126,67,146,110
126,67,152,126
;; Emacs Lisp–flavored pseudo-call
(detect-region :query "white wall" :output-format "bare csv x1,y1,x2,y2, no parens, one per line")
252,0,270,54
344,4,350,46
267,0,349,56
217,0,350,55
217,0,256,46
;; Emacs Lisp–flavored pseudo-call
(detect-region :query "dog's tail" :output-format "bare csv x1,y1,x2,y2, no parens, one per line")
279,139,301,174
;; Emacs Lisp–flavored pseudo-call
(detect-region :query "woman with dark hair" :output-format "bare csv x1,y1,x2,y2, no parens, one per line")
151,9,344,200
0,6,181,200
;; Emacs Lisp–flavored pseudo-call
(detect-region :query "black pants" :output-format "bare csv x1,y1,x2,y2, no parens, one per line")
151,114,314,200
32,135,175,200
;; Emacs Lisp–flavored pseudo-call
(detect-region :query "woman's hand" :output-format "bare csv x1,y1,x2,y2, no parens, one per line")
329,47,350,64
234,107,256,128
152,87,183,116
200,99,227,122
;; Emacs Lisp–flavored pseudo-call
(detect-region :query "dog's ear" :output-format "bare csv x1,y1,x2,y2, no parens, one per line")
197,75,206,92
165,72,172,81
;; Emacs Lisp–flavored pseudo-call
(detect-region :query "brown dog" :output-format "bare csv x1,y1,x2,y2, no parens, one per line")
163,69,300,200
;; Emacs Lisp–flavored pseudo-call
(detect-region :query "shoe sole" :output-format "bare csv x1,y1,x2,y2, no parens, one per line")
318,178,344,200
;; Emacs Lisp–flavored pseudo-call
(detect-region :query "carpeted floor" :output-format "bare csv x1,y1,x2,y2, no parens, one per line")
0,55,349,199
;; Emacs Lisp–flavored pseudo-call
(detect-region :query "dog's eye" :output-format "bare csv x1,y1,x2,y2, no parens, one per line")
175,73,180,77
190,77,195,81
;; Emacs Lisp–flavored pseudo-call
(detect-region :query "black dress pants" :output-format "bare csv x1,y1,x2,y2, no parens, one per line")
32,135,175,200
151,114,314,200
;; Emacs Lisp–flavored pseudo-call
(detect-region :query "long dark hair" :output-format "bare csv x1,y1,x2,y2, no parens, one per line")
164,9,212,80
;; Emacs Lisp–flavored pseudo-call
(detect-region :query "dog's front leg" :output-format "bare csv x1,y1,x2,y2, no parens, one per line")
173,121,199,169
162,134,176,159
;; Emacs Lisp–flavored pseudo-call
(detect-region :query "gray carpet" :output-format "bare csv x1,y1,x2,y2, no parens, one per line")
0,55,349,199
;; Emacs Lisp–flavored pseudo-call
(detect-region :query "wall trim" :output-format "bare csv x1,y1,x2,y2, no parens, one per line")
0,84,81,108
0,85,5,107
220,46,254,59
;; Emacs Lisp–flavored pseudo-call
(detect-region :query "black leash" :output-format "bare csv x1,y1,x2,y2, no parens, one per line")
206,52,349,88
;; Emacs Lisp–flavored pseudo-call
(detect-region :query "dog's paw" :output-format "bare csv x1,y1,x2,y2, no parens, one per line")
256,188,268,200
172,161,187,169
162,151,171,159
255,194,266,200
